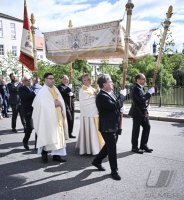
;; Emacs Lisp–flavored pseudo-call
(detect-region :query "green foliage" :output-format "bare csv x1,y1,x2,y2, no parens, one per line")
99,61,121,88
37,59,93,87
169,54,184,86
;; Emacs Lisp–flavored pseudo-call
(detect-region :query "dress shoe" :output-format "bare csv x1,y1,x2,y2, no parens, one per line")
12,129,17,133
111,172,121,181
23,142,29,150
140,146,153,153
132,147,144,154
52,155,67,162
41,150,48,163
69,135,76,138
92,161,106,171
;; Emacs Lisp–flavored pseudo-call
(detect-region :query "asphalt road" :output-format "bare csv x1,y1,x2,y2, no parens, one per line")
0,114,184,200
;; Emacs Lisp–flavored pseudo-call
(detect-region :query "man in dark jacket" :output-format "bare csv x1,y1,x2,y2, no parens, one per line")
58,75,75,138
7,73,26,133
129,73,155,154
19,75,36,150
92,74,126,181
0,80,9,118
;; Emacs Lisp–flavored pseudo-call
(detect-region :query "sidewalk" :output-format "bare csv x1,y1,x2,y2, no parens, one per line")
74,102,184,123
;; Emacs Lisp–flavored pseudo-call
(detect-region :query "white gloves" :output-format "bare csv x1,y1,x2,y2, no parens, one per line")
69,92,74,97
120,89,127,96
68,84,72,89
120,106,125,113
148,87,155,95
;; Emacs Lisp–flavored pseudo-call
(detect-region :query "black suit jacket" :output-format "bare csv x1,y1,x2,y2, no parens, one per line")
129,83,151,118
7,81,22,105
58,83,74,110
18,86,36,113
96,90,125,133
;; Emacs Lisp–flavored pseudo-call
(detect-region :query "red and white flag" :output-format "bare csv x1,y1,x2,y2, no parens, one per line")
19,0,34,71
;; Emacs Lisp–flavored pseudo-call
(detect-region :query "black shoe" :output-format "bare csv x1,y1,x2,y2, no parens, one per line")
111,172,121,181
41,150,48,163
140,146,153,153
92,161,106,171
12,129,17,133
52,155,67,163
132,147,144,154
69,135,76,138
23,142,29,150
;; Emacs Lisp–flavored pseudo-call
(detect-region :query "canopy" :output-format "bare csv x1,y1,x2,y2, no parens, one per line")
44,20,154,64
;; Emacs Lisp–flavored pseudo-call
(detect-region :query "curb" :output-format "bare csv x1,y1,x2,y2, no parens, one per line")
123,114,184,123
74,110,184,123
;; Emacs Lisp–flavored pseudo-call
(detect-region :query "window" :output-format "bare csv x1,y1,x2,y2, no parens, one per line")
0,20,3,37
0,45,4,55
12,46,17,56
10,23,16,39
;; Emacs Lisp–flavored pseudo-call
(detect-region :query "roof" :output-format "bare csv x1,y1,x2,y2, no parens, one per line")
35,36,44,50
0,13,23,22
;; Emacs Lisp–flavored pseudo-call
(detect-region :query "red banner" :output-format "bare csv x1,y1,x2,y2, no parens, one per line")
19,0,34,71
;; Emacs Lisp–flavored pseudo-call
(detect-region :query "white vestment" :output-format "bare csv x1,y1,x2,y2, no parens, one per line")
76,85,104,155
32,84,69,155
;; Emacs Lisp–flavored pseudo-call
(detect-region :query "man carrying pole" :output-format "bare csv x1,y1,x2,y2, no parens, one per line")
129,6,173,154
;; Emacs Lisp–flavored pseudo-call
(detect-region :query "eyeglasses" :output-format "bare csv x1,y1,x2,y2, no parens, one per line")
46,77,54,80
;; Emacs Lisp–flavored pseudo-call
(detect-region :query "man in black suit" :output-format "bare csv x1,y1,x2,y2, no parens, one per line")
92,74,126,181
58,75,75,138
7,73,26,133
19,76,36,150
129,73,155,154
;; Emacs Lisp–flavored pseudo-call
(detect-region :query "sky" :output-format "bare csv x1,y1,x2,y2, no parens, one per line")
1,0,184,52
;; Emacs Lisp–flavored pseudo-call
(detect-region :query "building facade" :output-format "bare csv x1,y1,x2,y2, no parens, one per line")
0,13,23,58
0,13,46,81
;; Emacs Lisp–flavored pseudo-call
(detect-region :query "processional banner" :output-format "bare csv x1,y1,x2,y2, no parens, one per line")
44,20,154,64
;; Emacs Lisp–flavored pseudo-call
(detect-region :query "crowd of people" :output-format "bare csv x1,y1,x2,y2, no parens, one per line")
0,72,155,181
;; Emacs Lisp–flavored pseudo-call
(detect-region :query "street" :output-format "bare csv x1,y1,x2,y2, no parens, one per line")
0,114,184,200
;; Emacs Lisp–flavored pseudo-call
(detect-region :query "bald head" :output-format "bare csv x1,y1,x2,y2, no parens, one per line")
22,75,32,86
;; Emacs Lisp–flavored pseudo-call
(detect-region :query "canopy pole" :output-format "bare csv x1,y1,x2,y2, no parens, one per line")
148,6,173,107
68,20,73,84
68,20,73,109
152,6,173,87
122,0,134,89
120,0,134,129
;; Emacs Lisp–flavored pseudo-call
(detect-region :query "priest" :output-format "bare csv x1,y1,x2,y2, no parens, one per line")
32,73,68,163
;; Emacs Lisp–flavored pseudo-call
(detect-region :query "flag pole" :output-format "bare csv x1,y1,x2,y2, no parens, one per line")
120,0,134,128
148,5,173,106
30,13,38,81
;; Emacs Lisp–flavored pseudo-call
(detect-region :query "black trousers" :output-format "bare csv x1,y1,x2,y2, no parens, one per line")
23,110,34,144
93,132,119,172
11,104,26,130
66,107,74,136
131,116,150,149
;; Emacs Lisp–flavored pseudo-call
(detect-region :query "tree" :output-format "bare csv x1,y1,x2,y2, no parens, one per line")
169,54,184,86
0,52,30,80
